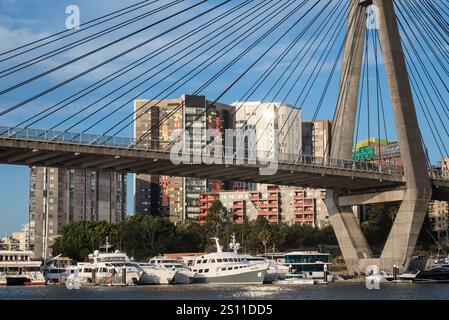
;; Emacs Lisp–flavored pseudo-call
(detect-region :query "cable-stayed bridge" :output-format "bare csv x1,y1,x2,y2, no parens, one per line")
0,0,447,272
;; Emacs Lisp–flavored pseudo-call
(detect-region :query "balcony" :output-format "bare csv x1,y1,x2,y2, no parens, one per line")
199,205,209,210
303,202,314,206
233,203,244,208
249,196,260,201
294,217,314,223
268,196,278,200
294,195,305,199
268,218,279,223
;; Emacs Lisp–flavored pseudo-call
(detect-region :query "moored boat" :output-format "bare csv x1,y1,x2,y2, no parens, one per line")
0,250,45,286
148,256,195,284
190,238,268,285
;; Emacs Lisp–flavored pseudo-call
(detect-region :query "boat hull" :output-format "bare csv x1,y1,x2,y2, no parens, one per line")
174,271,195,284
1,276,46,286
138,269,176,285
193,268,266,285
414,271,449,283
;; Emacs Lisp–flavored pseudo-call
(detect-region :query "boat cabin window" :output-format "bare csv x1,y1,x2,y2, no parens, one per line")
202,260,207,264
221,268,226,271
217,259,223,263
149,260,155,264
198,269,203,273
204,269,209,273
196,260,202,264
227,267,233,271
210,259,216,263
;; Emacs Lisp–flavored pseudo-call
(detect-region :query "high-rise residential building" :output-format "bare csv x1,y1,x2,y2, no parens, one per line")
29,167,127,259
133,95,234,223
232,101,302,160
302,120,332,159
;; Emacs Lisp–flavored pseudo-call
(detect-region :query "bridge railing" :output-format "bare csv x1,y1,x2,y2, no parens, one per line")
0,125,407,176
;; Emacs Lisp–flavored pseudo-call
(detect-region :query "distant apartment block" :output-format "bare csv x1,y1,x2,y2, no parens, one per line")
29,167,127,259
302,120,332,159
200,185,328,228
428,200,448,243
133,95,233,223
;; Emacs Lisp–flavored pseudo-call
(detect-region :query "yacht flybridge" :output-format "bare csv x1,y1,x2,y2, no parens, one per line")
191,237,268,284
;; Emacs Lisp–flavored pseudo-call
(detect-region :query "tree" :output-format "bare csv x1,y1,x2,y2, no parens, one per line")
361,203,399,251
52,221,119,262
258,229,272,254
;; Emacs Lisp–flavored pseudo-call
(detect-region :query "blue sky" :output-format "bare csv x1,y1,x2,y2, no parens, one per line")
0,0,446,234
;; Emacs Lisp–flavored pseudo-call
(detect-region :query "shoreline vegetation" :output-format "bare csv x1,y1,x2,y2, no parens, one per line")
51,201,441,269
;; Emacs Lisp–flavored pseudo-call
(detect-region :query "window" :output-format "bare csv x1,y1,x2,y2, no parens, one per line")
204,269,209,273
217,259,223,263
202,260,207,264
210,259,216,263
198,269,203,273
227,267,233,271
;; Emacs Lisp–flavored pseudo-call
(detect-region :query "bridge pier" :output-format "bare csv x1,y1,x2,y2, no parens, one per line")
325,190,372,274
328,0,432,273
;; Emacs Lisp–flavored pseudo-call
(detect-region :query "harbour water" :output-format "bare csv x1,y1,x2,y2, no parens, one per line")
1,282,449,300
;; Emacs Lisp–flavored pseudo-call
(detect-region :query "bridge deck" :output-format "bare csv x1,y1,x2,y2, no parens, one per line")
0,127,447,197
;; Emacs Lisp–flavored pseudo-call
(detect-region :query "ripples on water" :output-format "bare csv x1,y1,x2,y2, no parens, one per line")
1,283,449,300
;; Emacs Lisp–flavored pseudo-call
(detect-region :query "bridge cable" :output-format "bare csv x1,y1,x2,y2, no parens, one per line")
250,1,347,151
275,2,363,163
84,0,299,143
14,0,261,135
111,0,313,146
210,0,341,151
0,0,158,58
0,0,212,101
0,0,185,77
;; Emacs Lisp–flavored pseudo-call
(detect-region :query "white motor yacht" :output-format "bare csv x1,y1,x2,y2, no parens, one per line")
148,256,195,284
41,255,78,283
137,262,177,285
190,237,268,284
80,249,141,285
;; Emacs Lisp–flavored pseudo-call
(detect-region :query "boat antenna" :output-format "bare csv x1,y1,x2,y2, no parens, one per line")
229,233,240,254
101,236,112,254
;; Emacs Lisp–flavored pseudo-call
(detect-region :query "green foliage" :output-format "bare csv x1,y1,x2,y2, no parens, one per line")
51,220,120,262
361,203,399,251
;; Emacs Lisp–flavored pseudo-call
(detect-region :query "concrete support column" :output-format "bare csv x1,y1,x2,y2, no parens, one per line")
373,0,432,272
330,0,367,160
325,190,372,274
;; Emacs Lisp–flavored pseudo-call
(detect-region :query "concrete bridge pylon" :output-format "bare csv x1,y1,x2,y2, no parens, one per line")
327,0,432,274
